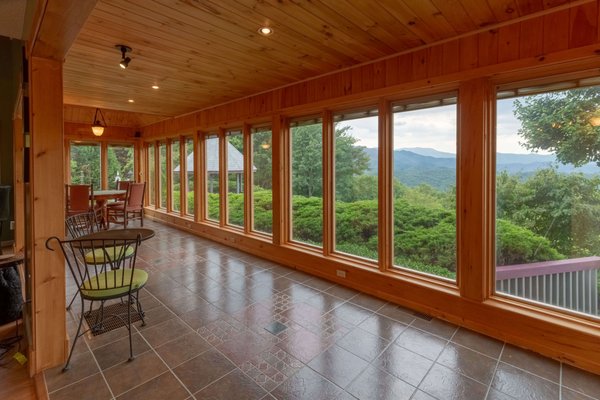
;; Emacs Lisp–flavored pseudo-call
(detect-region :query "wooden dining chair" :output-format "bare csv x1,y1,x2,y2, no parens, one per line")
107,182,146,228
107,180,133,208
65,184,94,216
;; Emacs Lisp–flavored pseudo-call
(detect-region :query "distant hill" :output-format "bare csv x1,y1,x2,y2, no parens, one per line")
362,147,599,190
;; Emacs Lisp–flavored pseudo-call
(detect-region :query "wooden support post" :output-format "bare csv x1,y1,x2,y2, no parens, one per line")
243,124,252,234
219,130,227,227
166,139,172,212
195,132,205,222
29,56,66,373
272,116,285,245
378,99,393,271
457,78,492,302
322,110,334,256
179,136,185,216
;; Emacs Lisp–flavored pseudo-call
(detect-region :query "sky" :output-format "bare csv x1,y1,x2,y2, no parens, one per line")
338,99,538,154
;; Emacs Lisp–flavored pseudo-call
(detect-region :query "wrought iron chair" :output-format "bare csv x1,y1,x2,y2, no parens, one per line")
46,233,148,371
107,182,146,228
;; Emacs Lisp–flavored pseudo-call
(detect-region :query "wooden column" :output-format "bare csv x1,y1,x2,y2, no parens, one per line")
322,110,334,256
457,78,492,302
100,141,108,189
219,130,227,227
272,116,284,245
29,56,66,373
195,132,204,222
243,124,252,234
378,99,393,271
179,136,185,216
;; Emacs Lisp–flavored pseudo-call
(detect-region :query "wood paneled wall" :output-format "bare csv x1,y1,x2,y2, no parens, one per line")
140,2,600,374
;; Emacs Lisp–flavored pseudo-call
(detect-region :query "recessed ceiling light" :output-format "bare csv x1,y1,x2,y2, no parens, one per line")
128,99,135,103
258,26,273,36
152,85,159,90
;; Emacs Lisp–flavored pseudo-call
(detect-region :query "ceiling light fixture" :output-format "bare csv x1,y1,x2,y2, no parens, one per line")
128,99,135,103
258,26,273,36
152,85,159,89
115,44,132,69
91,108,106,136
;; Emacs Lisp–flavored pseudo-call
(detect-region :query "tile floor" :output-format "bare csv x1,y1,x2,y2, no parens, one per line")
44,220,600,400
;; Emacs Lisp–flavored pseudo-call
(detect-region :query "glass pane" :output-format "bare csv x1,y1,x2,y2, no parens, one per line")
252,127,272,234
185,137,195,216
108,145,134,189
148,145,155,206
496,85,600,318
206,136,220,221
159,142,167,209
334,110,378,262
171,140,181,212
70,143,101,189
227,130,244,227
392,99,457,281
291,118,323,247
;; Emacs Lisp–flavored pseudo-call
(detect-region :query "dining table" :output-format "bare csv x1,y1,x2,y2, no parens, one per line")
92,189,127,229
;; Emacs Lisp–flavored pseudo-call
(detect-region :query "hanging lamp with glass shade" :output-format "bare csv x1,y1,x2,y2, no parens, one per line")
91,108,106,136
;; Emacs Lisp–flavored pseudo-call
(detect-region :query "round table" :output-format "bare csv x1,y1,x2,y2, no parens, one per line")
91,190,127,228
75,228,155,247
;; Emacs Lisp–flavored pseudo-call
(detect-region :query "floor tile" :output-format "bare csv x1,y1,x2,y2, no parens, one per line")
562,364,600,399
326,285,359,300
240,346,304,391
328,302,373,326
154,332,211,368
436,343,497,385
491,362,559,400
216,329,277,365
347,365,416,400
139,317,193,348
349,293,387,312
45,350,99,393
92,333,151,370
410,317,458,340
115,371,190,400
271,366,348,400
452,328,504,358
336,326,390,362
500,344,560,383
48,373,112,400
376,303,416,324
375,344,433,386
561,386,598,400
172,348,236,394
395,327,447,361
276,326,332,363
359,314,407,341
103,351,168,396
419,363,488,400
194,369,266,400
308,345,370,388
197,317,245,346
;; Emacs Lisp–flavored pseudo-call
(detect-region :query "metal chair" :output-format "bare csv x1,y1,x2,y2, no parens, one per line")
46,233,147,371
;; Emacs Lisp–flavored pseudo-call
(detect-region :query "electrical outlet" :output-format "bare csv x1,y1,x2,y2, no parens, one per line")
9,221,15,230
336,270,346,278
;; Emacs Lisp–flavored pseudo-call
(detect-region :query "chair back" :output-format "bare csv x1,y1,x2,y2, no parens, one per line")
126,182,146,209
66,184,92,214
46,234,142,299
65,210,103,238
116,180,133,191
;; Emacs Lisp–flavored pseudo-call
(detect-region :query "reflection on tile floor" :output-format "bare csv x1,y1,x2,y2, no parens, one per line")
46,220,600,400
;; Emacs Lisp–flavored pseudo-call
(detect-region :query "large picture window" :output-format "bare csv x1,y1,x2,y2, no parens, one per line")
159,142,167,209
290,117,323,247
206,135,220,221
333,109,378,262
391,97,457,281
496,82,600,318
251,126,272,235
226,130,244,228
107,144,134,188
70,142,101,189
147,144,155,206
171,139,181,213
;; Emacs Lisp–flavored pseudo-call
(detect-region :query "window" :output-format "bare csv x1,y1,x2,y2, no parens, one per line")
333,109,378,262
391,96,457,281
290,117,323,247
70,142,101,189
108,144,134,189
171,139,181,213
206,135,220,221
159,142,167,209
185,137,195,216
226,129,244,228
251,126,272,234
147,144,156,206
496,81,600,318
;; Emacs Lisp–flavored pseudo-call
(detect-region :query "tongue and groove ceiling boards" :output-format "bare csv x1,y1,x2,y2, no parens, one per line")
63,0,579,117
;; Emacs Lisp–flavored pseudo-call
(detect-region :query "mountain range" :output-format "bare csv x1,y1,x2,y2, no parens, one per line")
362,147,600,190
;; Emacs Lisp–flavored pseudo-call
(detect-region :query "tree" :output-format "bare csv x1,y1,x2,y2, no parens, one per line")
291,123,370,198
514,86,600,166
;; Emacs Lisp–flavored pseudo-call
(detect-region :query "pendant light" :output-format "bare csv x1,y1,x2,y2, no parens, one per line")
91,108,106,136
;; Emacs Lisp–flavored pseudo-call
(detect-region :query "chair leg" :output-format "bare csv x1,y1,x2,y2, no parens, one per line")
127,294,134,361
135,291,146,326
63,297,85,372
66,289,79,311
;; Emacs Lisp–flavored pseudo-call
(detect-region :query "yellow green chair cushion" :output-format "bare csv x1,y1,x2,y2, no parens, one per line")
84,245,135,264
80,269,148,299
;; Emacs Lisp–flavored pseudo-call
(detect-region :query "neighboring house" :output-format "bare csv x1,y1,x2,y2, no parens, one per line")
174,139,256,193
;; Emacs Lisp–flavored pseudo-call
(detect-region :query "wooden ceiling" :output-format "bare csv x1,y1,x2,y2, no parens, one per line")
64,0,575,118
64,104,168,127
